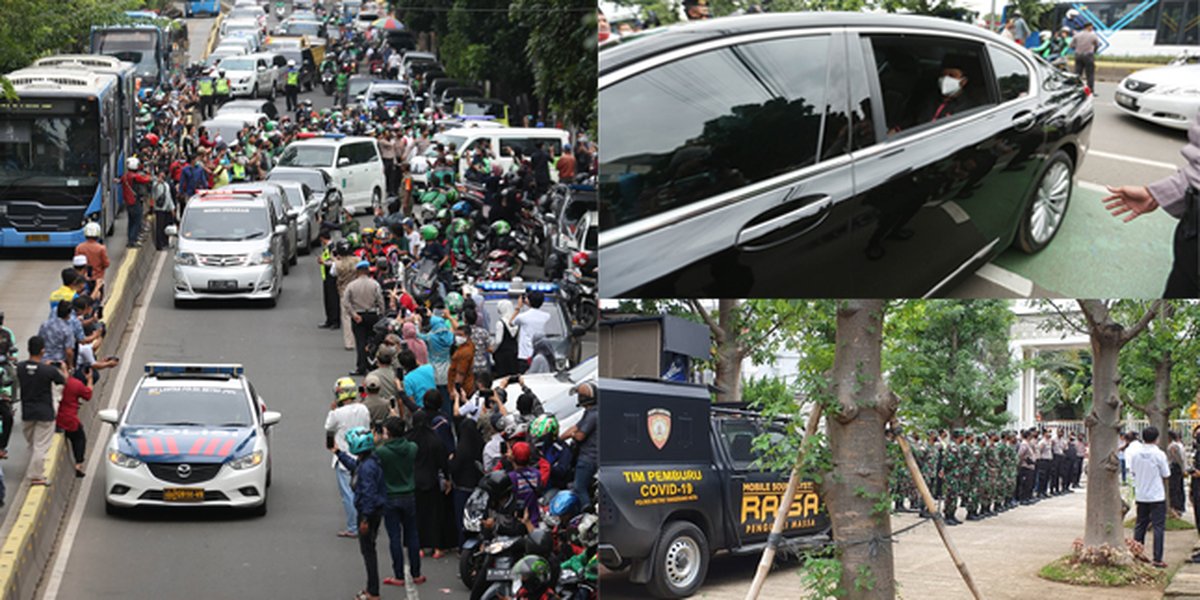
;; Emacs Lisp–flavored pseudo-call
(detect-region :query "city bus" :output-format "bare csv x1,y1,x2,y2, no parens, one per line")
185,0,221,18
0,68,122,247
31,55,137,177
90,24,167,93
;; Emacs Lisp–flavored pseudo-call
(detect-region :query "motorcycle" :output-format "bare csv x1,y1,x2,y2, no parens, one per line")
557,566,597,600
470,535,525,600
558,266,597,331
320,71,335,95
274,1,286,19
459,488,490,588
406,257,441,304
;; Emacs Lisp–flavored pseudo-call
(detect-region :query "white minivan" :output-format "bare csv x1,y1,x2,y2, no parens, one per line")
276,134,386,213
408,127,570,185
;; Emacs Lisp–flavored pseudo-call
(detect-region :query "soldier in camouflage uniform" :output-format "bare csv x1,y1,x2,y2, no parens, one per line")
910,436,929,514
986,433,1002,515
942,431,964,525
963,433,983,521
917,432,941,517
889,439,908,512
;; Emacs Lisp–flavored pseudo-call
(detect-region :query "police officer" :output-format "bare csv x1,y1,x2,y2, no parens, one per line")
284,59,301,111
196,69,216,119
317,230,341,330
214,70,231,106
230,156,248,183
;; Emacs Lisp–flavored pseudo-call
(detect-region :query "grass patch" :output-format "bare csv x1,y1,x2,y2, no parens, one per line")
1039,555,1167,587
1123,516,1194,531
1094,55,1176,65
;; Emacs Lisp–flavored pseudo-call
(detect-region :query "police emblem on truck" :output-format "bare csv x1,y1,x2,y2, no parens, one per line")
647,408,671,450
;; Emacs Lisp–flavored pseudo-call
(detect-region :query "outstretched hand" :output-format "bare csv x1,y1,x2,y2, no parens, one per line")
1103,185,1159,222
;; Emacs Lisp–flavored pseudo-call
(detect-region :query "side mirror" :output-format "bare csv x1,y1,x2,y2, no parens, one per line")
164,225,178,237
263,410,282,427
274,224,289,236
98,409,120,425
337,156,350,167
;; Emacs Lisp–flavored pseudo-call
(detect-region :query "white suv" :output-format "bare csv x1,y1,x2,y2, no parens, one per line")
218,53,280,99
277,134,386,213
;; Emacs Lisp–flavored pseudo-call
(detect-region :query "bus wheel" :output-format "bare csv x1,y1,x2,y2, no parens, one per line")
648,521,709,599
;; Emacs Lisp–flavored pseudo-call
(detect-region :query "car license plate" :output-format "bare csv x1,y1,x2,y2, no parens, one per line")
208,279,237,290
1116,93,1138,110
486,568,510,582
163,488,205,502
25,234,48,243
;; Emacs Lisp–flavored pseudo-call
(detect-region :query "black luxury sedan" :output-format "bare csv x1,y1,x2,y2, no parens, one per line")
598,13,1094,298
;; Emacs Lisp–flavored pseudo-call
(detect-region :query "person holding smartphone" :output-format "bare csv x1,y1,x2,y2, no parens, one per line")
57,365,93,477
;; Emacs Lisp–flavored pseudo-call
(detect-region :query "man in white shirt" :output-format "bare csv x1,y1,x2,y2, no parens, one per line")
324,376,370,538
1130,426,1170,568
510,290,551,371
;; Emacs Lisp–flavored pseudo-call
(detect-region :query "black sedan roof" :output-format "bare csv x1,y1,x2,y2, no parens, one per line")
600,12,1002,75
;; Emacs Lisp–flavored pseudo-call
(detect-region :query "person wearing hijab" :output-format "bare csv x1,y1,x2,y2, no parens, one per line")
408,409,454,557
526,333,557,374
402,321,428,365
492,300,520,377
417,308,457,417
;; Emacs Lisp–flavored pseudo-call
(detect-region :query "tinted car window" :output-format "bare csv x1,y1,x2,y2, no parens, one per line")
126,387,252,427
869,35,994,135
337,143,357,164
500,137,563,157
988,45,1031,102
599,35,831,229
355,141,379,163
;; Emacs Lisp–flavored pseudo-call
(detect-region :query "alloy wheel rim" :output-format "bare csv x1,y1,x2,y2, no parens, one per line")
1031,162,1070,244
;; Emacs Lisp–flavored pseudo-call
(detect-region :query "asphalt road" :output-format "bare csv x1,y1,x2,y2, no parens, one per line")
41,9,595,599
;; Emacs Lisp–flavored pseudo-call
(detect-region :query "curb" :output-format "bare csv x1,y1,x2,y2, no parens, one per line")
0,242,159,599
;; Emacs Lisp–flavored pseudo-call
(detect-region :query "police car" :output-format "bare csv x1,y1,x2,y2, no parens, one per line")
472,280,589,368
99,364,281,516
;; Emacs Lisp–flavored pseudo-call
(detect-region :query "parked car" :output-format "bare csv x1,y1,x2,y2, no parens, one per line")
200,113,269,144
273,180,321,253
218,98,280,120
1115,63,1200,131
597,12,1094,297
361,81,412,110
266,166,344,226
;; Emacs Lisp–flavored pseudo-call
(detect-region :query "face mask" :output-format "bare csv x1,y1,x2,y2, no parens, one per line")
939,75,963,97
455,335,468,345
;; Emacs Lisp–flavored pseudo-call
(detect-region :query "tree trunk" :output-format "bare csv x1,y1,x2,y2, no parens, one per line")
711,299,743,404
824,300,896,599
1150,354,1172,454
1083,328,1126,550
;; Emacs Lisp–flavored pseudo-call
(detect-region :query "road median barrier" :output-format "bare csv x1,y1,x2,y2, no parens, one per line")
0,242,160,599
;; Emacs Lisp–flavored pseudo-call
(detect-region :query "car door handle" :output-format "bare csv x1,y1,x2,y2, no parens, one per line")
736,194,832,247
1012,111,1036,132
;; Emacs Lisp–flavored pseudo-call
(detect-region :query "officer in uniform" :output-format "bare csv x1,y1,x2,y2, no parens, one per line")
214,70,231,107
196,70,216,119
231,156,248,183
942,431,964,525
317,230,340,329
964,433,984,521
284,59,301,111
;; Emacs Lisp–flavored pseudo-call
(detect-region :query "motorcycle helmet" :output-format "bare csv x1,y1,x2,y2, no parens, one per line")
524,529,553,558
145,133,159,146
83,222,102,239
420,224,438,241
449,217,470,235
302,98,314,108
345,232,362,248
572,251,590,268
288,59,296,67
436,208,450,222
126,157,141,171
445,291,463,314
334,376,358,402
375,227,391,241
529,414,559,441
265,120,277,132
548,490,582,520
344,426,374,454
479,470,513,501
574,513,598,547
361,226,376,240
512,555,552,589
452,200,472,216
334,239,352,255
490,220,511,237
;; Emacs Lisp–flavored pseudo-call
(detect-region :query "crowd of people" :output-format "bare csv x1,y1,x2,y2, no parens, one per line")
890,427,1087,525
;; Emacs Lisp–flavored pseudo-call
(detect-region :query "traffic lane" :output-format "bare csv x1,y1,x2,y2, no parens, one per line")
1077,80,1189,189
52,253,470,598
600,553,774,599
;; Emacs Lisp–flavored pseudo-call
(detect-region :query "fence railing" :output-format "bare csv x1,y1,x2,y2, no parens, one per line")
1041,419,1200,446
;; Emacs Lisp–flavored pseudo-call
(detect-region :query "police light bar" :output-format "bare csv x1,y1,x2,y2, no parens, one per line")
145,363,245,377
321,133,346,139
197,189,261,196
476,281,558,294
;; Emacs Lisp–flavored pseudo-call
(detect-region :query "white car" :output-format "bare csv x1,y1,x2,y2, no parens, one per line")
222,18,263,42
218,53,280,99
277,134,386,213
496,356,596,432
1114,63,1200,131
100,363,281,516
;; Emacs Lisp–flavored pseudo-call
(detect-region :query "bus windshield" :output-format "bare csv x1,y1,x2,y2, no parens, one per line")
94,30,160,76
0,113,100,186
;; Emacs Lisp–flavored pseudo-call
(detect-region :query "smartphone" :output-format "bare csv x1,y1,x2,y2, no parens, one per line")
107,356,120,362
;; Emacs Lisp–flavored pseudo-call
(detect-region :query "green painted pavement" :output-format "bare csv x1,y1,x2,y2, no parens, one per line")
994,184,1175,298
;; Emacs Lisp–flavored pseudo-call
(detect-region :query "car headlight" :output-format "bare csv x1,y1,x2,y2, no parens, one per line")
176,252,198,266
109,450,143,469
246,251,272,265
229,449,264,470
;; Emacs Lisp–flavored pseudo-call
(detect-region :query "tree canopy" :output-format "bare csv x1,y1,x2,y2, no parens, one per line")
0,0,141,74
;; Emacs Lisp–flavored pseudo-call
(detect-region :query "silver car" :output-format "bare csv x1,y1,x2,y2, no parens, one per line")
275,180,320,253
167,194,288,307
224,182,299,273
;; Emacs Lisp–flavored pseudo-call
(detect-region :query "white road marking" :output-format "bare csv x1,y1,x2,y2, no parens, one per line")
974,263,1035,297
40,251,167,600
1088,150,1180,171
1078,180,1111,194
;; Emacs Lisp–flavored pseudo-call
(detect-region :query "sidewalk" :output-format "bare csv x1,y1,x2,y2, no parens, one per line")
603,489,1199,599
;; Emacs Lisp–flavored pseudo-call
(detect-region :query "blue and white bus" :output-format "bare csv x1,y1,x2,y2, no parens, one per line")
185,0,221,18
31,55,137,177
90,24,167,92
0,68,122,247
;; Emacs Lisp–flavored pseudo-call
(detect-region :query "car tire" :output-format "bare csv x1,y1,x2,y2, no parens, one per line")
372,187,382,212
1015,149,1073,254
282,256,290,276
576,298,598,331
648,521,709,599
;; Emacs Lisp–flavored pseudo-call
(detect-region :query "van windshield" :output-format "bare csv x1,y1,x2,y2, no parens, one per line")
279,144,334,168
182,206,270,241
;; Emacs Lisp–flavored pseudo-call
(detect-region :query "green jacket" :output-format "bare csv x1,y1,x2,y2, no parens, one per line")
375,438,417,497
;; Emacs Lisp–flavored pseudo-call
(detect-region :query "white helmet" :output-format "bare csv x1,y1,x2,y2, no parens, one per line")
288,59,296,66
83,222,102,238
1067,9,1079,17
127,157,140,171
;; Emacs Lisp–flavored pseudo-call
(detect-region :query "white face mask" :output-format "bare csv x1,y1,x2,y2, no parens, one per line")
940,75,964,97
455,335,468,345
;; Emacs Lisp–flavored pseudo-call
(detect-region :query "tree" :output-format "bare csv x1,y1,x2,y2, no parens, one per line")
1033,349,1093,420
687,299,811,404
824,299,897,598
886,299,1017,430
1075,299,1161,558
509,0,597,131
1119,301,1200,454
439,0,534,109
0,0,140,73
